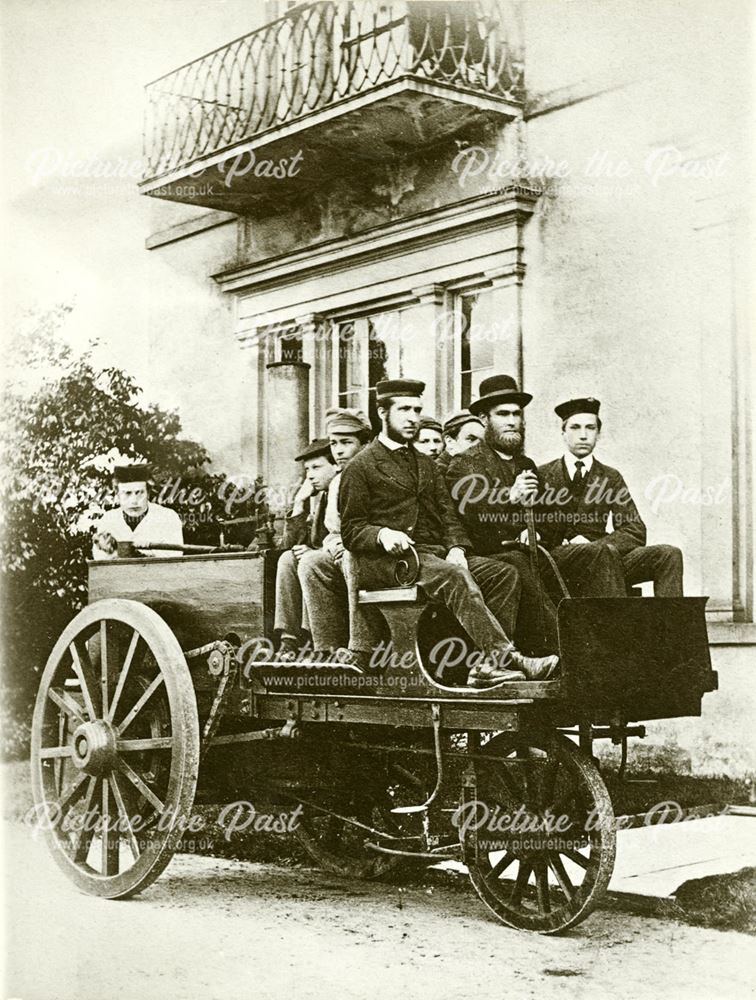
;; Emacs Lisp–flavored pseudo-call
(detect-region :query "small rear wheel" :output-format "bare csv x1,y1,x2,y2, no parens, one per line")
461,731,615,933
30,599,200,898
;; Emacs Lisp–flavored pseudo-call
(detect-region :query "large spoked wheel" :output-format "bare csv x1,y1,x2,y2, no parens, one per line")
461,731,616,934
295,763,426,879
30,599,200,899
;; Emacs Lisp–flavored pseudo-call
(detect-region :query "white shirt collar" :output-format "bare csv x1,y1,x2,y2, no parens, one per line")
564,452,594,478
378,432,408,452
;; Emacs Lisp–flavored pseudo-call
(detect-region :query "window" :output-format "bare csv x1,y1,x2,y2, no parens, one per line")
458,290,496,407
336,310,408,430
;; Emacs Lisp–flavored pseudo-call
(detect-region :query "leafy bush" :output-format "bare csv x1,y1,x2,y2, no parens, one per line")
0,305,262,758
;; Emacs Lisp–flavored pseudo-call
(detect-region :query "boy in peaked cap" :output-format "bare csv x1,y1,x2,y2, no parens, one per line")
92,462,183,559
538,397,683,596
296,408,372,658
274,438,338,659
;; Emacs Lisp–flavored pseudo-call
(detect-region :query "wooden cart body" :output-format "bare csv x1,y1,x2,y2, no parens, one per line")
30,549,717,934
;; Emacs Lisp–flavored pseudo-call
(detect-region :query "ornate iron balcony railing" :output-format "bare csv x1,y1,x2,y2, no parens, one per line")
143,0,523,181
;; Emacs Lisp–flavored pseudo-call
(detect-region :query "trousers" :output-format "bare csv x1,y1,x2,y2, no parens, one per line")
274,549,311,637
345,546,514,657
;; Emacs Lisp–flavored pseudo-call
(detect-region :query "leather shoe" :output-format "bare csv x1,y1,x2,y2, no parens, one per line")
506,649,560,680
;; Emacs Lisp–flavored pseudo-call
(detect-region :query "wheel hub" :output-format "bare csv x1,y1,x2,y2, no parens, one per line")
71,720,118,775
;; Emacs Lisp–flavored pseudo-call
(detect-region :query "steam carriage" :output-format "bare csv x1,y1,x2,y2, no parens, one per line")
31,545,717,934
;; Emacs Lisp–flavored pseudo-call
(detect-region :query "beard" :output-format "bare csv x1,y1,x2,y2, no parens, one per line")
487,426,524,455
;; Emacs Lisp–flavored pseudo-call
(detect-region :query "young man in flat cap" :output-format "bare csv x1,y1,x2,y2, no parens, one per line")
338,378,559,687
444,375,566,655
92,463,183,559
274,438,338,659
539,398,683,596
436,409,485,474
297,408,372,656
413,416,444,459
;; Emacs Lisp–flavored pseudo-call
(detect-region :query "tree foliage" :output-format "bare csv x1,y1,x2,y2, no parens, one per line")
0,306,260,755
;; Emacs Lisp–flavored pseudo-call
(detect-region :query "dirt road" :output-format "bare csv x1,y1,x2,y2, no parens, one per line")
3,821,754,1000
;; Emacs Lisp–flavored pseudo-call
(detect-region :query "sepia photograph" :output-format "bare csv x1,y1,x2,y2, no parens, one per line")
1,1,754,998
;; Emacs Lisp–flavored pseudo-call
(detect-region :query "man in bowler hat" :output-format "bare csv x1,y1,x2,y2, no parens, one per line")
444,375,566,655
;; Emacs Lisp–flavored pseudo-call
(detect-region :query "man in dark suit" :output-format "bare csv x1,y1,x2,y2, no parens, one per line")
445,375,591,655
274,438,338,659
339,378,559,687
538,397,683,596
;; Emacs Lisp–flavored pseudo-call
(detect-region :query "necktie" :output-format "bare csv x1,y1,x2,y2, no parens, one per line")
573,460,585,490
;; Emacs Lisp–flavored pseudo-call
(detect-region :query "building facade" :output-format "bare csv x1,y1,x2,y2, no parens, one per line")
138,0,753,699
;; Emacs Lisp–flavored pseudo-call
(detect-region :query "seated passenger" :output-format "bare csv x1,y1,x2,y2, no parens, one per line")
297,407,372,658
539,397,683,597
274,439,338,660
445,376,562,655
338,378,559,687
436,409,484,473
92,463,183,559
413,416,444,458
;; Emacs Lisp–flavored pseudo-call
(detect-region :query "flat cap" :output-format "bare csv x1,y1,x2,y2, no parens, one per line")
325,407,372,436
375,378,425,400
418,415,442,434
442,409,483,436
295,438,333,462
555,397,601,420
113,463,151,483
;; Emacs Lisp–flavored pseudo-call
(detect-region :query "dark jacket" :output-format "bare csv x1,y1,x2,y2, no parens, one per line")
282,489,329,550
537,456,646,554
445,440,546,554
339,438,470,554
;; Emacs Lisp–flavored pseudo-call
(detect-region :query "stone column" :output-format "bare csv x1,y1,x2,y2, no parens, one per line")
408,284,447,418
265,361,310,508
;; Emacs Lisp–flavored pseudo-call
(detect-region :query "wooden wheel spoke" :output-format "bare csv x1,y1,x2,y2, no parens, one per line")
116,757,166,815
109,773,141,860
115,673,165,736
71,777,99,864
100,620,118,720
548,852,576,901
39,745,74,760
48,687,86,724
485,852,517,884
540,757,560,811
69,640,101,720
101,779,120,876
116,736,173,752
107,630,142,724
58,771,89,819
535,862,551,914
510,861,532,907
562,847,590,870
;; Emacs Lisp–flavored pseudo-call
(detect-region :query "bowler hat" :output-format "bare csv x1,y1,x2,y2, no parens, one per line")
469,375,532,416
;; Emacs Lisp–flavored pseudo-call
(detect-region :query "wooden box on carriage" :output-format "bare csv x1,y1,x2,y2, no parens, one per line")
87,550,280,649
